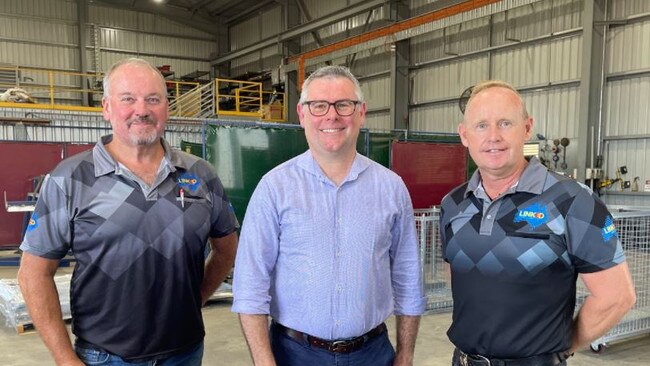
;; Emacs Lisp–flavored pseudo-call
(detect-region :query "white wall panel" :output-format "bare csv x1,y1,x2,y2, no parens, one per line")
101,28,138,51
139,35,215,59
412,56,490,102
609,0,650,19
0,42,78,69
548,36,581,80
0,15,77,44
491,44,552,87
149,14,213,38
0,0,76,21
351,49,390,76
410,103,461,133
360,77,390,109
411,18,491,65
89,5,139,29
607,20,650,74
551,0,582,31
262,6,282,37
298,1,387,51
231,17,260,50
605,76,650,136
364,112,391,131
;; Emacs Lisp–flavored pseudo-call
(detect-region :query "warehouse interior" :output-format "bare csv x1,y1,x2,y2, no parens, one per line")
1,0,650,364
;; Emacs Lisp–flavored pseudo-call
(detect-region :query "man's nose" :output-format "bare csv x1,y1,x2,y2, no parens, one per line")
487,124,501,141
323,103,339,119
133,99,150,117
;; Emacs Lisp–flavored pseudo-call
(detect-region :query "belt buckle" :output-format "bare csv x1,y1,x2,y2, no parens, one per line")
472,354,491,366
459,352,491,366
460,353,468,366
330,340,351,353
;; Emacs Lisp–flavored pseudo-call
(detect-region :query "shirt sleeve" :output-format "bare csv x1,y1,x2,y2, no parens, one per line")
389,179,427,316
566,186,626,273
203,163,239,238
19,174,71,259
231,178,280,314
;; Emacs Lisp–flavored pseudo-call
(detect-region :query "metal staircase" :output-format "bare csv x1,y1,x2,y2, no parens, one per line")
169,81,215,118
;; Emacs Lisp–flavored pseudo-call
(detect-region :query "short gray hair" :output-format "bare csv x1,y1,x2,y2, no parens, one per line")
466,80,528,120
299,65,364,104
102,58,167,98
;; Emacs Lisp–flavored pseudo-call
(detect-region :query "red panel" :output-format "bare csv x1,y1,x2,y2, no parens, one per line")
391,141,467,209
66,143,94,157
0,142,93,248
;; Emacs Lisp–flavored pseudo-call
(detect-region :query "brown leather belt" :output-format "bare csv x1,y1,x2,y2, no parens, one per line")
273,321,387,354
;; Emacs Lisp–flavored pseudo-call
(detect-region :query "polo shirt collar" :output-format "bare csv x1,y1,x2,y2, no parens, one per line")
464,157,547,198
93,134,183,177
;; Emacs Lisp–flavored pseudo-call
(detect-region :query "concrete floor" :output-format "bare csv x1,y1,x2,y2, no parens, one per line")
1,257,649,365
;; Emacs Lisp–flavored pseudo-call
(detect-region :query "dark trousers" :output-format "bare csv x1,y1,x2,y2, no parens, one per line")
270,324,395,366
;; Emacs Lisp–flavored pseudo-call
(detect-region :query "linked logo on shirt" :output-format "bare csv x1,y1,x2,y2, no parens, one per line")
178,173,200,191
601,216,618,241
514,202,548,229
26,212,38,232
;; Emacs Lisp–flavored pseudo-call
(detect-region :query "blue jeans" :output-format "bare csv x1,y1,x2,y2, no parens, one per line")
270,324,395,366
75,341,204,366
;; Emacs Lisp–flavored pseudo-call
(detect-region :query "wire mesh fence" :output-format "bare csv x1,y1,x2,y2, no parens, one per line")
576,206,650,351
415,207,453,313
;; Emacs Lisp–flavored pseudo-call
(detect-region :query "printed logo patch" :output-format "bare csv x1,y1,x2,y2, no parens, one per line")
601,216,618,241
514,202,548,229
178,173,200,191
26,212,38,232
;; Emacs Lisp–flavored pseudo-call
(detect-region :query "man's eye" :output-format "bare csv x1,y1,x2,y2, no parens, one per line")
147,97,160,104
121,97,134,103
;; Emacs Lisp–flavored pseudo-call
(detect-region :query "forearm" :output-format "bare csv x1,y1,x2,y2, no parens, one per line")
239,313,276,366
201,233,238,304
394,315,420,366
570,293,634,353
18,267,81,365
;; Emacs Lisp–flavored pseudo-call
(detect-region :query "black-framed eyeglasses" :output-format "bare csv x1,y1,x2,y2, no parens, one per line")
303,99,360,116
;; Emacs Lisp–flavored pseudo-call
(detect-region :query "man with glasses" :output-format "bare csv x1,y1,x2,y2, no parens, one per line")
232,65,426,366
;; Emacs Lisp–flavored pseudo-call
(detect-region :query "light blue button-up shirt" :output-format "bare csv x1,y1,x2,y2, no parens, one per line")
232,150,426,340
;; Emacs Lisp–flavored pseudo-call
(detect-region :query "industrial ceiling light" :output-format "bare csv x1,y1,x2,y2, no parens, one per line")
152,0,165,4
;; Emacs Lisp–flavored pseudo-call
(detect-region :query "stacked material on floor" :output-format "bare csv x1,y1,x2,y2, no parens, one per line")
209,282,233,301
0,274,71,333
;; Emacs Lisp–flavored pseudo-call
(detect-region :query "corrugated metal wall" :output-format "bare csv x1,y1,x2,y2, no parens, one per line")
0,0,216,104
601,0,650,206
229,6,283,76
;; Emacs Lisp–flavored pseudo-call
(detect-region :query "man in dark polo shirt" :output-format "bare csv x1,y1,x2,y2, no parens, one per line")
440,80,636,365
17,58,239,365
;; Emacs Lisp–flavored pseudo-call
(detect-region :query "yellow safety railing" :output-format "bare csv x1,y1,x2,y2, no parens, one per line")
215,78,263,118
1,67,286,121
0,66,103,112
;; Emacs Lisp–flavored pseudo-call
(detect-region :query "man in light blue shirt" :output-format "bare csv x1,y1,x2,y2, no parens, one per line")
232,65,426,366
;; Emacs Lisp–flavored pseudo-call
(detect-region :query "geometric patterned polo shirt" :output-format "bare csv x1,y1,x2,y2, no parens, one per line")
440,157,624,358
20,135,239,362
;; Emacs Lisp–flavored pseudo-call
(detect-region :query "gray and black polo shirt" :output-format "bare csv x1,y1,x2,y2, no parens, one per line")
21,135,238,362
440,157,624,358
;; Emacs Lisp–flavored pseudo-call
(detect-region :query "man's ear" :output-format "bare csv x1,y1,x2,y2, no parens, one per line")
458,122,469,148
